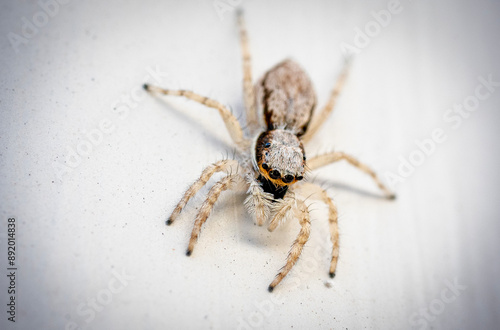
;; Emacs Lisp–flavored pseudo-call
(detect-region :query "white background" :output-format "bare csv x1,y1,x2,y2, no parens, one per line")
1,0,500,329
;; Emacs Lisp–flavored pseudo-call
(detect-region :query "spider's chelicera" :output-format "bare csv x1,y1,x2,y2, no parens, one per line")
144,11,395,292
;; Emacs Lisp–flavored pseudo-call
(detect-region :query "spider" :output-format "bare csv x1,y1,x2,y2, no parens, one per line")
143,10,395,292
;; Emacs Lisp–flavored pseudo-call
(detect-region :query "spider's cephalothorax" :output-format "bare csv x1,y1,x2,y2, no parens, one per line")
253,129,306,199
144,10,395,292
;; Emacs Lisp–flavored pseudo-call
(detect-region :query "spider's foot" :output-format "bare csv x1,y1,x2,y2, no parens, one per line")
268,285,274,293
166,218,173,226
143,83,150,91
387,193,396,200
186,249,192,257
329,272,336,279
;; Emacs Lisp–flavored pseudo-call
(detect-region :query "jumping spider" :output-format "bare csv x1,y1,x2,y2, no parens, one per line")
143,11,395,292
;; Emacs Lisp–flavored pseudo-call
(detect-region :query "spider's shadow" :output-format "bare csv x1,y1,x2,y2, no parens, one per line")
151,97,236,151
310,177,390,200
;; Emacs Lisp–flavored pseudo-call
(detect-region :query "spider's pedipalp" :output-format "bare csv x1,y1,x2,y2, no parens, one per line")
268,193,296,232
187,173,242,255
144,85,247,147
268,199,311,291
244,175,273,226
168,159,239,225
308,151,395,199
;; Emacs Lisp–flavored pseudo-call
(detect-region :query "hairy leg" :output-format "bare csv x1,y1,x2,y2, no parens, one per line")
296,182,339,277
144,84,247,147
268,199,311,292
308,151,395,199
187,174,241,255
167,159,239,225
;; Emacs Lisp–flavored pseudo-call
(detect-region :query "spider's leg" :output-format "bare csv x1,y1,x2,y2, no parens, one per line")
187,174,241,256
168,159,239,225
296,182,339,278
301,58,351,143
268,199,311,292
268,192,295,232
244,176,272,226
237,10,258,132
308,151,396,199
144,85,247,147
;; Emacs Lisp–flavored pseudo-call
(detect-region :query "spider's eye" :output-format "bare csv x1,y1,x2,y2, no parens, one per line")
303,155,306,161
296,176,304,181
269,169,281,179
261,163,269,170
283,175,294,183
264,142,271,148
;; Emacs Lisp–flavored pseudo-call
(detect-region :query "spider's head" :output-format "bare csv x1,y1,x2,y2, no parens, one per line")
253,129,306,187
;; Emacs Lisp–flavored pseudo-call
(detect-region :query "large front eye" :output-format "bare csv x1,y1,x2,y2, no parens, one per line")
269,169,280,179
283,175,294,183
261,163,269,170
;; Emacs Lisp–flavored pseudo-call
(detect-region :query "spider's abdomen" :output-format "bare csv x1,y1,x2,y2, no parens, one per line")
255,59,316,136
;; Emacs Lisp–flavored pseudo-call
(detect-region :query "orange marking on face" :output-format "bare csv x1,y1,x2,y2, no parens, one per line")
258,163,297,187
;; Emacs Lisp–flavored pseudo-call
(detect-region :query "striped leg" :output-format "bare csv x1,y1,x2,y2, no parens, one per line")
301,58,351,143
187,174,240,256
237,10,258,131
144,85,246,146
297,183,340,277
168,159,239,225
268,199,311,292
308,151,396,199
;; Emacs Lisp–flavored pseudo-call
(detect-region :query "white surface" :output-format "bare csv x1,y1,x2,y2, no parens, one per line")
1,0,500,329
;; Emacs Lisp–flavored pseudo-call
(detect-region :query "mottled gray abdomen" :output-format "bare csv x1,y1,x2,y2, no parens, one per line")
255,59,316,136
